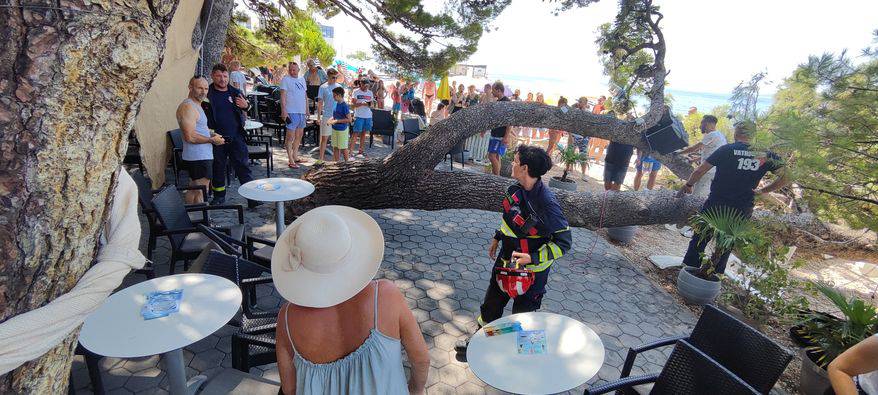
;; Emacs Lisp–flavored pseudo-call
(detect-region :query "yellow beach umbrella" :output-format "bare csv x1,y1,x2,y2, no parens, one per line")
437,74,451,101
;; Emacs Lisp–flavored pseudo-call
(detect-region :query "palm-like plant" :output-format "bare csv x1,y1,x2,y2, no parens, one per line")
557,146,588,182
689,206,761,280
799,283,878,368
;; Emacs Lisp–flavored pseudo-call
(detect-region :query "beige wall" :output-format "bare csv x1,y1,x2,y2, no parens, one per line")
135,0,205,187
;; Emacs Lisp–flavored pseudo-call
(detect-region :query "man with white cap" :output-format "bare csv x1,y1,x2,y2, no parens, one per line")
271,206,430,394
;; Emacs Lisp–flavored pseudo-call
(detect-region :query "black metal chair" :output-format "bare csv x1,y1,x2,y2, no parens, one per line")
131,172,207,262
369,109,397,149
585,340,759,395
445,140,466,170
620,305,793,394
195,248,279,373
192,231,279,373
167,129,184,185
68,344,105,395
150,186,245,274
244,132,273,178
402,118,423,144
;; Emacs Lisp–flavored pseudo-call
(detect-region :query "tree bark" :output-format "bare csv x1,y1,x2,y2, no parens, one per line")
193,0,234,77
0,1,178,392
293,101,702,227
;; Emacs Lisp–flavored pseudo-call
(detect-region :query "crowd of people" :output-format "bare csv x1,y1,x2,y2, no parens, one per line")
170,56,878,395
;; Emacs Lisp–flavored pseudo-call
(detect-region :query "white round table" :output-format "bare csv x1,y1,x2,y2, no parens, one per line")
246,91,269,120
244,120,263,130
80,274,242,395
238,178,315,237
467,312,605,395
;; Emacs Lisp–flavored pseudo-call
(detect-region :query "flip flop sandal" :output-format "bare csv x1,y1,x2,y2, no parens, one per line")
288,162,299,169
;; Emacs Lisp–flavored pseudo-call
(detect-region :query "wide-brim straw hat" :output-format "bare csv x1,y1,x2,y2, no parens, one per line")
271,205,384,308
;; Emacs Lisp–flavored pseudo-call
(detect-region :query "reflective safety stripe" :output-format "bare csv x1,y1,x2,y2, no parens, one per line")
212,186,226,192
525,259,553,272
477,315,487,327
548,243,562,259
539,247,548,263
498,220,517,237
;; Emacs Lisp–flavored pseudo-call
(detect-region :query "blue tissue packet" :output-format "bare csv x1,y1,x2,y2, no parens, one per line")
141,289,183,320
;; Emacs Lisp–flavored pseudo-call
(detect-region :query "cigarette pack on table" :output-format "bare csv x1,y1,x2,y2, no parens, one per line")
483,321,522,337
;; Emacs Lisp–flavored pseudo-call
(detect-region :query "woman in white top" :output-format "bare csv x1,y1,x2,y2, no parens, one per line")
829,334,878,395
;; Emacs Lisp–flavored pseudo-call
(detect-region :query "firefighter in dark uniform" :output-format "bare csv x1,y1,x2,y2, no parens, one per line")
456,145,573,358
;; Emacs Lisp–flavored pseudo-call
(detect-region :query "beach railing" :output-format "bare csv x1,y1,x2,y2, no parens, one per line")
465,133,490,164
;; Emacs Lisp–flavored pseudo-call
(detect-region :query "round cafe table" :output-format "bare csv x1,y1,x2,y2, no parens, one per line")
467,312,605,395
238,177,315,237
246,91,268,120
80,274,242,395
244,120,264,131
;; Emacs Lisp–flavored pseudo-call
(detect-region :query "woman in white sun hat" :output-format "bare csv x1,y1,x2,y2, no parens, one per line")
272,205,430,395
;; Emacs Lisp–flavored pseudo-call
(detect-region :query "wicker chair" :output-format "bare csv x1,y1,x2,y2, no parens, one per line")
620,305,793,394
195,227,279,372
585,340,759,395
150,186,245,274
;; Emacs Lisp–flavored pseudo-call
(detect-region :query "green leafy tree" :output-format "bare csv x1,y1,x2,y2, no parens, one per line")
243,0,511,76
227,8,335,67
764,34,878,231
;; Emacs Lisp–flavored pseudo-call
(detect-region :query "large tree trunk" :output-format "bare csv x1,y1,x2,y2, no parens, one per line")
193,0,235,78
0,1,178,392
294,102,704,226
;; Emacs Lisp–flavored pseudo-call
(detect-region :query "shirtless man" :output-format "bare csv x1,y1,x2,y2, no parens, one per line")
176,76,225,203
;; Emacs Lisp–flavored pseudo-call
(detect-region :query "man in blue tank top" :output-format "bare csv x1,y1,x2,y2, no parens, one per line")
678,121,789,273
202,64,254,205
176,76,225,204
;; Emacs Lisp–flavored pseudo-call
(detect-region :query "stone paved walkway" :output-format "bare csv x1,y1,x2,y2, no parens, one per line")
70,141,695,394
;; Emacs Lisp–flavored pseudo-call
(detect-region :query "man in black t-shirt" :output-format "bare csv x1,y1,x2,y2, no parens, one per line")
487,81,511,176
603,141,634,190
678,121,789,273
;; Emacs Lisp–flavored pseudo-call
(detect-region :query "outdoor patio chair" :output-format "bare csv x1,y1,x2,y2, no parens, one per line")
402,118,423,144
369,109,397,149
244,133,273,178
445,140,466,170
131,172,207,263
150,186,245,274
166,129,184,185
584,340,759,395
68,343,104,394
620,304,793,394
195,248,279,373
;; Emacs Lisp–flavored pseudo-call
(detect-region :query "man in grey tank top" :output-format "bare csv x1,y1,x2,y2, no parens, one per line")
176,77,225,204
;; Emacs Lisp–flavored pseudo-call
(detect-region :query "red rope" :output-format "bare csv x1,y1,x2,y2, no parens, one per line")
572,189,610,271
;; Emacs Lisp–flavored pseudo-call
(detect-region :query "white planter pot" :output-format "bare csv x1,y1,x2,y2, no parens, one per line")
676,266,721,305
607,226,637,244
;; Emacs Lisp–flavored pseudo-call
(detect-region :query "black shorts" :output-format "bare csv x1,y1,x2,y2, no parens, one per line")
183,159,213,180
306,85,320,101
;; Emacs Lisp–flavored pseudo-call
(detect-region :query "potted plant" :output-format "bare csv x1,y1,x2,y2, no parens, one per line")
676,206,759,305
719,231,809,330
794,284,878,395
548,146,586,192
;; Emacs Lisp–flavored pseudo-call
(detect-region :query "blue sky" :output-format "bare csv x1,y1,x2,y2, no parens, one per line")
324,0,877,95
